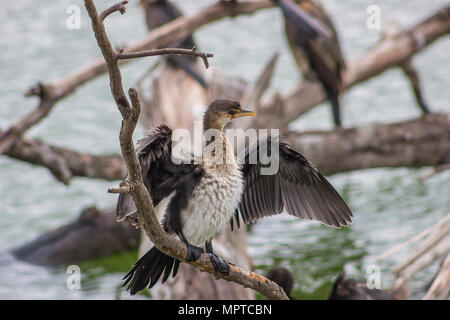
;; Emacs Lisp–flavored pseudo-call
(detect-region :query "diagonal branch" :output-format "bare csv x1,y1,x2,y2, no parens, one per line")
84,0,288,300
3,130,126,183
0,84,57,155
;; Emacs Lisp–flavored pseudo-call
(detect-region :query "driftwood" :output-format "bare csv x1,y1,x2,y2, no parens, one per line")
12,207,139,266
423,254,450,300
289,114,450,175
2,132,126,184
381,213,450,299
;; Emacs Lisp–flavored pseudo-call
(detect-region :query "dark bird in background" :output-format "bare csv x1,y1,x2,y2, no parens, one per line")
140,0,207,87
328,273,396,300
273,0,346,127
268,268,397,300
117,99,353,295
267,267,295,299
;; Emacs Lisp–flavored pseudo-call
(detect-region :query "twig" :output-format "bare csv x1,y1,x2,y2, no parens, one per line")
100,0,127,20
84,0,288,300
117,48,213,69
108,186,131,194
401,59,431,114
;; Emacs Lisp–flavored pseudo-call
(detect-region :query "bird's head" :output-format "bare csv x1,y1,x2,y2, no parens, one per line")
203,99,256,131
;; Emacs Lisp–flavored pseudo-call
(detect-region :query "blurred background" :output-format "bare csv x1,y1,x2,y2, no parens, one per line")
0,0,449,299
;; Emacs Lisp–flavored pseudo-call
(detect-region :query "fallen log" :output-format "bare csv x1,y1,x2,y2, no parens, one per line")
288,114,450,175
11,206,139,266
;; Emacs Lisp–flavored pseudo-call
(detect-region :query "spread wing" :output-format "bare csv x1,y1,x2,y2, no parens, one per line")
231,136,353,230
116,124,201,222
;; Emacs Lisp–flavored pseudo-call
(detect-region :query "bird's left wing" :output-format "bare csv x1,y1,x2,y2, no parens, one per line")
231,136,353,230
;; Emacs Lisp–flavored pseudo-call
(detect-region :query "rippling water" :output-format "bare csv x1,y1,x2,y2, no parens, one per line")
0,0,449,299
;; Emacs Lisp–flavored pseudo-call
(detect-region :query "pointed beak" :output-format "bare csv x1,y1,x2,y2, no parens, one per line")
232,109,257,118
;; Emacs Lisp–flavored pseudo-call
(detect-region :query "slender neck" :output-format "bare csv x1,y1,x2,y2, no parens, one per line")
202,128,235,168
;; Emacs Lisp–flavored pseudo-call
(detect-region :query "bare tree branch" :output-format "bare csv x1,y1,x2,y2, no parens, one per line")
0,84,57,154
423,254,450,300
287,114,450,176
99,0,128,20
3,131,126,183
117,48,213,69
84,0,288,300
388,213,450,298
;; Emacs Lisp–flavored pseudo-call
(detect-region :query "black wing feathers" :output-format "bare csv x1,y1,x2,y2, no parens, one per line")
233,137,352,228
116,124,203,228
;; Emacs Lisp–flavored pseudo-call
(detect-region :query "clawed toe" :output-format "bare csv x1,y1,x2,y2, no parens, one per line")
186,244,203,262
208,253,230,275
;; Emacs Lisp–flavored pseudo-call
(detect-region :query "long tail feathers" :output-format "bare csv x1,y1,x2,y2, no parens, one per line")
329,95,341,127
123,246,180,295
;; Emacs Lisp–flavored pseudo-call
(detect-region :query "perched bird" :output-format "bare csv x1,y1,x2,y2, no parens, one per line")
140,0,207,87
117,99,353,295
273,0,346,127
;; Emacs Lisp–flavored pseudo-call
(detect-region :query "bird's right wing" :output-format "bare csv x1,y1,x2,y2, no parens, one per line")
231,136,353,230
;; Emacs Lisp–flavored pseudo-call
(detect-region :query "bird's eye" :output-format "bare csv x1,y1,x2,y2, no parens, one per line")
228,109,238,115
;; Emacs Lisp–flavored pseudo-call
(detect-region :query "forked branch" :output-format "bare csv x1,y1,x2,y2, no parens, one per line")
84,0,288,300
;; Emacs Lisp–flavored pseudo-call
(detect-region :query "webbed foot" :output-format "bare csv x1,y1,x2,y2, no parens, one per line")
186,244,204,262
208,253,230,275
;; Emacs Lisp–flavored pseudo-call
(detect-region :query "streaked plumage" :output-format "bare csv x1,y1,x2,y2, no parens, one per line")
274,0,346,126
118,99,353,295
140,0,207,87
